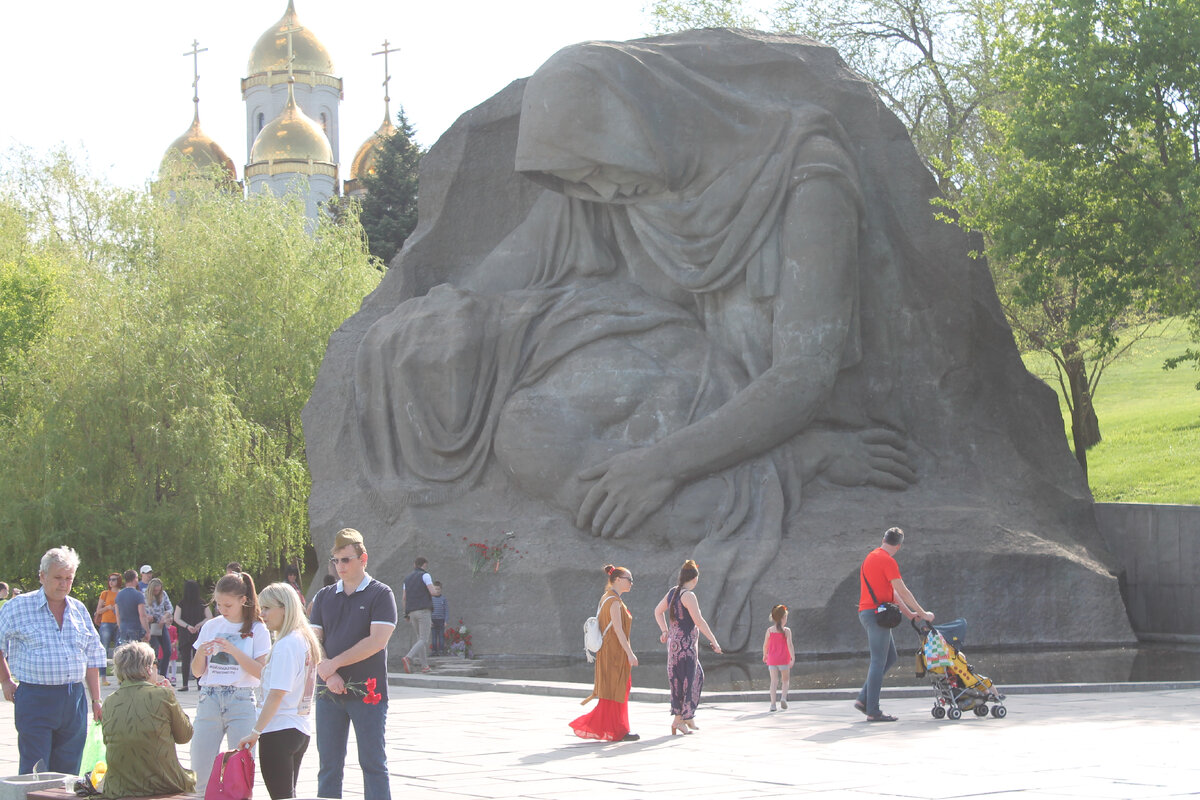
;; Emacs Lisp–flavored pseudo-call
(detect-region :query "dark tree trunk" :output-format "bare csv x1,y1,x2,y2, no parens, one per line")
1063,349,1100,480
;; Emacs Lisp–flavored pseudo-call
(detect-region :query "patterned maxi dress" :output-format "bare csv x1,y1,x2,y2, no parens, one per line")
667,587,703,720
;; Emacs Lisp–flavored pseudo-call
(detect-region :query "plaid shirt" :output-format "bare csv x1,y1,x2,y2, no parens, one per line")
0,588,105,685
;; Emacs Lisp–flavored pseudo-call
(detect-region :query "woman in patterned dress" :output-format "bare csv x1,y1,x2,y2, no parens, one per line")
653,559,722,735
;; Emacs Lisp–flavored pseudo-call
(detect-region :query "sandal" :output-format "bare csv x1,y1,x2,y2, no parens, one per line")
865,713,898,722
853,700,867,715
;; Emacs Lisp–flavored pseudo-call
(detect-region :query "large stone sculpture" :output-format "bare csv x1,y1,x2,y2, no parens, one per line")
305,29,1134,655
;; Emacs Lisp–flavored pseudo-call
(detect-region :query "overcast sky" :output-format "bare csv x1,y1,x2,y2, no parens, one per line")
1,0,652,187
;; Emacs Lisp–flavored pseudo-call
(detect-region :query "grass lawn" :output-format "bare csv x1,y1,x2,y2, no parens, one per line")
1021,319,1200,505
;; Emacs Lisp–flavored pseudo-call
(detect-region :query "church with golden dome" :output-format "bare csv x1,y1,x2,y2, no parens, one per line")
162,1,395,219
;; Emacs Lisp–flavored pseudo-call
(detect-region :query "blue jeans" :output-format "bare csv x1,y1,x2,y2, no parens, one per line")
856,608,898,716
191,686,257,792
13,682,88,774
98,622,118,677
316,690,390,800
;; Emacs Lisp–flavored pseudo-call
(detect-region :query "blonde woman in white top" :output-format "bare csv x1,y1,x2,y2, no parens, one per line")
237,583,320,799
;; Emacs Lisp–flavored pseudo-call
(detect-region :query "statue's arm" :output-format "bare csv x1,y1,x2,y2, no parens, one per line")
462,191,617,293
576,173,857,538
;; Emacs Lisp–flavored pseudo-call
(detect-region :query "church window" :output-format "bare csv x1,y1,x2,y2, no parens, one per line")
257,112,265,132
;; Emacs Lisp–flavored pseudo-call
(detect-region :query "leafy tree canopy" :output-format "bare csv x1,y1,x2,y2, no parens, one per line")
0,149,382,589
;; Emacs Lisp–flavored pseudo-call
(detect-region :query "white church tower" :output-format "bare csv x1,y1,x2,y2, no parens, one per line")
243,2,340,218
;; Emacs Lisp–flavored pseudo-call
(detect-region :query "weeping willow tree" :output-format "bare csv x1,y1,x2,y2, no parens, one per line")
0,149,382,585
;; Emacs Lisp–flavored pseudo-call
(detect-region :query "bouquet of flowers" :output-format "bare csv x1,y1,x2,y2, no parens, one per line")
465,532,519,575
319,676,383,704
445,619,472,658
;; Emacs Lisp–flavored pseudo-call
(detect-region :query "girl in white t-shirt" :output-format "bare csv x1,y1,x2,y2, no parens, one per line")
191,573,271,793
237,582,320,800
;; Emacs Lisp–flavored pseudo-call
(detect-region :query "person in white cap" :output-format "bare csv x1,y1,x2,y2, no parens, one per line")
138,565,153,591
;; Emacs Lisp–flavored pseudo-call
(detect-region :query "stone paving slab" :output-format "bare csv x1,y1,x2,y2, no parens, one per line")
1,680,1197,798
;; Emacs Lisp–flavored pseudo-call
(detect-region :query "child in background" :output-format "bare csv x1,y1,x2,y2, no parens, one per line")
191,573,270,793
430,582,448,656
762,604,795,712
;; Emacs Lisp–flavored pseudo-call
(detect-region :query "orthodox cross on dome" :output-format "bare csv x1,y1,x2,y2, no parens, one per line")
281,21,303,83
372,39,401,121
183,39,208,119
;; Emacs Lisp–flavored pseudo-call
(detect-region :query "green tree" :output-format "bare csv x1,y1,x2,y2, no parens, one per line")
649,0,1023,195
956,0,1200,476
0,150,382,585
359,108,423,264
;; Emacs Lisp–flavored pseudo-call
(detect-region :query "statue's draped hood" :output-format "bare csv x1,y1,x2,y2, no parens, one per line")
515,40,864,303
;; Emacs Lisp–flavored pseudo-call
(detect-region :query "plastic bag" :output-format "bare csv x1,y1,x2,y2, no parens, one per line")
923,630,954,671
79,719,106,779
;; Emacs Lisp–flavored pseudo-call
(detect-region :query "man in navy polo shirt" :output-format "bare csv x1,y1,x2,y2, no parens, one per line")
310,528,397,800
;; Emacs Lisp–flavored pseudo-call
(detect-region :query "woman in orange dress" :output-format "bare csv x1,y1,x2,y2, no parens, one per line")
570,564,639,742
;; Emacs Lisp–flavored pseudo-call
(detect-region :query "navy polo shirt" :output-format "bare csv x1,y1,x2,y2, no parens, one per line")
309,573,397,698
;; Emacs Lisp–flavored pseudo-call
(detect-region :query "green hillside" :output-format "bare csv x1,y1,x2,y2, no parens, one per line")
1021,320,1200,505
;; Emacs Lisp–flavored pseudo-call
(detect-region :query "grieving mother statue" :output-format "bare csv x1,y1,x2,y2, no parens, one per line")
355,37,915,647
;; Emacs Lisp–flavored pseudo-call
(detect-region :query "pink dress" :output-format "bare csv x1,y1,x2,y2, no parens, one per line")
765,630,790,666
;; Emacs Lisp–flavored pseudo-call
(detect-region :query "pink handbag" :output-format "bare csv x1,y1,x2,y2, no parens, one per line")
205,749,255,800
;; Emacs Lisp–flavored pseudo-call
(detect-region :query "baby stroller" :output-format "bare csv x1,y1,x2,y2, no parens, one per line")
913,618,1006,720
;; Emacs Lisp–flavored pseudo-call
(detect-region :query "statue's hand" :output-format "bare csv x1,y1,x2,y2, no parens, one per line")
816,428,916,490
576,449,679,538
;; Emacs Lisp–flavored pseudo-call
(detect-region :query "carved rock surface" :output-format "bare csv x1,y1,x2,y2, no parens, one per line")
304,29,1133,656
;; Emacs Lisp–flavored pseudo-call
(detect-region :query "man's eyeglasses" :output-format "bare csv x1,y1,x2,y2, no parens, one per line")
329,556,360,565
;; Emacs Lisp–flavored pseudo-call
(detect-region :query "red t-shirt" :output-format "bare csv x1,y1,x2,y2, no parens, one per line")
858,548,901,611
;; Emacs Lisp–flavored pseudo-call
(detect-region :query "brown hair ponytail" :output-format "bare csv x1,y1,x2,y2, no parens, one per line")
215,572,261,638
604,564,629,586
670,559,699,624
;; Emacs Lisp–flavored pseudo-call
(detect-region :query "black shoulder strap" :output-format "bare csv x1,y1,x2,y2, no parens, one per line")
861,550,882,605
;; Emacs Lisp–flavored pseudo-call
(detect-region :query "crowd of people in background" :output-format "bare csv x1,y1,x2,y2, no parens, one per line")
0,530,404,800
0,525,936,798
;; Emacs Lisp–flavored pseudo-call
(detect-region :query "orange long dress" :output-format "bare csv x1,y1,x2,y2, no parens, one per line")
570,589,633,740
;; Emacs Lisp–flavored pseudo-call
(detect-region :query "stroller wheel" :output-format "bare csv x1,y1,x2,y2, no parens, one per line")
931,705,946,719
973,704,989,717
991,705,1007,719
947,706,962,721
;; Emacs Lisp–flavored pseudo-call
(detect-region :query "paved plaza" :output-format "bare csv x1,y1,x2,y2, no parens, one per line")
2,677,1197,798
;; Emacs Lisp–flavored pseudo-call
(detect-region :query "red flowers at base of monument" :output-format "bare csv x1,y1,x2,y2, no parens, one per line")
463,532,521,576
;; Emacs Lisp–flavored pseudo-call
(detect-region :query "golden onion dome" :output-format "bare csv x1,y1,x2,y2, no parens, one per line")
246,1,334,76
249,83,334,164
163,112,237,180
349,113,397,181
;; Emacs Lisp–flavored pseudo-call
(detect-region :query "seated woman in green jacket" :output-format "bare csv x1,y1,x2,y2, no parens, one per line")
101,642,196,797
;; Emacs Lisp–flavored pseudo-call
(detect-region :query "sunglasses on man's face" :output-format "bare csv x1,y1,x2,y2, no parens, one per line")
329,556,360,565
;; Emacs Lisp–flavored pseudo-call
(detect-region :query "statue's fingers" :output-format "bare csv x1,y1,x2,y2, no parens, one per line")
576,460,611,482
865,443,909,465
577,482,607,531
611,505,647,539
592,495,620,537
602,503,629,539
868,457,917,486
860,428,906,449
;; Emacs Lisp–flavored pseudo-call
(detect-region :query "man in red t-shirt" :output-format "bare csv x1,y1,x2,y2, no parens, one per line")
855,527,934,721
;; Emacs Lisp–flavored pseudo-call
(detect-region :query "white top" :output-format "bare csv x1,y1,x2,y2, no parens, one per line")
196,616,271,688
259,631,316,735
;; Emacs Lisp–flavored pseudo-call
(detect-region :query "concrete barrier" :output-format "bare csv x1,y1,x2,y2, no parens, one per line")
1094,502,1200,642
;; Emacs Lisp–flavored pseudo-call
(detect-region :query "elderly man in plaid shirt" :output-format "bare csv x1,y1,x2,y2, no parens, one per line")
0,546,106,774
